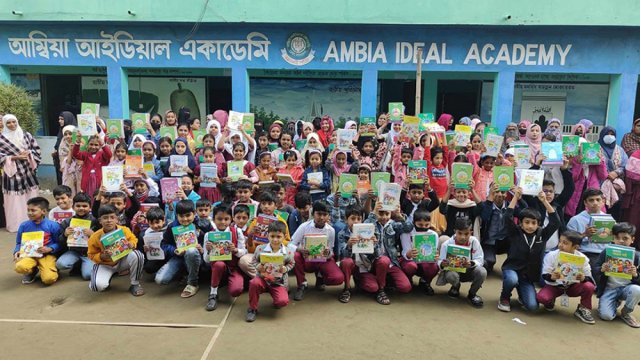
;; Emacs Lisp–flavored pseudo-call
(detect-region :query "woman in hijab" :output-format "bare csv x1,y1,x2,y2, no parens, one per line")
301,122,314,139
518,120,532,141
0,114,42,232
59,125,82,196
459,116,472,126
622,118,640,156
206,119,222,146
598,126,628,220
578,119,594,135
571,123,587,138
437,113,453,131
501,122,519,153
566,137,607,217
213,110,229,129
543,118,562,142
53,111,77,185
523,123,542,164
317,115,334,148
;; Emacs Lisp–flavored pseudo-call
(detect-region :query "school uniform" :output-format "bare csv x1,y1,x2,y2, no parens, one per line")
289,220,343,287
248,243,295,310
203,224,248,297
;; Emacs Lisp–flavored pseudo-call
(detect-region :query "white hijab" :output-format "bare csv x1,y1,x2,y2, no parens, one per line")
2,114,27,151
128,134,146,150
206,119,222,145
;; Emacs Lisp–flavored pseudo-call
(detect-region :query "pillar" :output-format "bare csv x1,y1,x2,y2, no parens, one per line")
106,66,129,119
0,66,10,84
232,67,249,112
606,73,638,138
360,69,378,117
422,74,437,115
491,71,515,131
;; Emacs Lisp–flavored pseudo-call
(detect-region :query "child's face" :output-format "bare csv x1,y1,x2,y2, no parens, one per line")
303,127,312,137
177,211,195,226
143,143,155,159
178,126,189,138
584,195,603,213
197,206,211,220
613,232,634,247
454,228,472,244
236,188,252,202
313,210,329,228
454,189,469,203
401,153,411,164
481,157,495,171
432,153,443,166
181,177,194,192
558,236,579,253
377,210,391,225
409,189,424,202
133,137,143,148
233,212,250,228
134,181,148,194
336,153,346,167
63,130,73,144
420,136,428,148
115,148,127,160
281,134,292,149
258,136,269,148
308,137,318,147
529,126,541,140
203,151,215,163
392,123,402,132
149,219,165,232
87,138,101,153
210,124,219,136
493,190,506,206
191,119,201,130
542,185,555,203
358,170,369,181
309,153,322,168
276,188,285,203
363,142,374,154
213,211,231,230
27,204,47,222
520,217,539,235
285,156,297,167
110,197,126,213
73,202,91,217
100,213,118,232
415,218,431,230
151,115,162,127
260,156,271,168
346,214,362,229
270,127,281,140
203,137,214,148
260,201,276,215
268,231,285,248
160,142,172,155
329,133,337,144
166,112,177,125
321,120,330,132
471,136,482,150
55,194,72,210
175,142,187,155
475,124,486,134
233,146,245,160
297,205,311,220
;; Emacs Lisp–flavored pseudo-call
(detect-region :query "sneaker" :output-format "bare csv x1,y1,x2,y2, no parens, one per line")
245,309,257,322
21,270,38,285
205,295,218,311
574,305,596,324
498,298,511,312
544,303,555,312
293,284,307,301
468,294,484,308
447,286,460,298
315,276,325,291
621,308,640,328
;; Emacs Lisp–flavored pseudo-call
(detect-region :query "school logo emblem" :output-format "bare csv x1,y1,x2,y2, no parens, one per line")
281,33,315,66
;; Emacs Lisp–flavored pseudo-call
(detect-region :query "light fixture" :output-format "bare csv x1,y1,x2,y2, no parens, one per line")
12,10,23,16
128,10,136,16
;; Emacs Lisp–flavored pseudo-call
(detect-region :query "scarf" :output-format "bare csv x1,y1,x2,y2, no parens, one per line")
344,120,357,130
59,125,77,159
459,117,471,126
518,120,532,140
332,150,351,177
206,119,222,145
268,122,283,142
302,122,314,139
170,137,197,169
503,122,519,143
213,110,229,129
55,111,77,150
446,198,477,208
317,115,334,148
578,119,593,134
301,133,325,161
598,126,617,159
572,124,587,138
2,114,27,151
437,114,453,130
622,118,640,155
128,134,146,150
524,123,542,162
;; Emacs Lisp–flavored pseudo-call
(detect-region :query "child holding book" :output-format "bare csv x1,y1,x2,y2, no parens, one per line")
326,149,354,193
58,125,82,196
57,192,98,280
164,137,196,177
195,146,223,203
439,181,482,239
142,140,163,183
157,137,173,174
73,132,112,198
165,175,201,223
277,150,304,206
567,188,608,268
87,204,145,296
473,154,496,202
537,230,596,324
300,149,331,203
271,132,302,168
13,197,61,285
253,131,271,166
255,152,278,183
399,210,440,295
49,185,75,223
336,205,370,303
221,142,259,183
352,136,387,171
109,143,127,166
400,182,440,221
142,206,167,274
247,221,295,322
391,146,412,190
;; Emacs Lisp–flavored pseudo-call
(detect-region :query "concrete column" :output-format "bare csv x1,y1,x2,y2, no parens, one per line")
491,71,516,131
0,65,10,84
106,66,129,119
422,74,437,116
232,67,250,112
606,73,638,138
360,69,378,117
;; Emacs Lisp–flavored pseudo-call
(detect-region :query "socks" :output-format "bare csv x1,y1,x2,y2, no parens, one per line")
210,287,218,296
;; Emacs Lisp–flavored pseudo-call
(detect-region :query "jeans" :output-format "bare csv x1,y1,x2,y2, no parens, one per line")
56,251,94,280
598,284,640,321
332,221,347,257
500,269,538,311
155,248,202,286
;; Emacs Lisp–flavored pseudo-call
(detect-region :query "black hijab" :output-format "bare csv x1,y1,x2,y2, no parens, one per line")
54,111,77,150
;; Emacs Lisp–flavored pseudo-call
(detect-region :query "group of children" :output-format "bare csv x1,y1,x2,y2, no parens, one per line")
11,111,640,326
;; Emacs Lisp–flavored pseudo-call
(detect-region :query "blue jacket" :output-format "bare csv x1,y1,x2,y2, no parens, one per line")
144,157,163,183
363,212,414,268
300,167,331,200
161,219,212,258
14,219,61,254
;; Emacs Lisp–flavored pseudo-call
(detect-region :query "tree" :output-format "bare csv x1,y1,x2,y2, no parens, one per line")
0,83,39,135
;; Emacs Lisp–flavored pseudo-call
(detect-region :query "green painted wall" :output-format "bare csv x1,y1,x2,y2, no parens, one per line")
1,0,639,26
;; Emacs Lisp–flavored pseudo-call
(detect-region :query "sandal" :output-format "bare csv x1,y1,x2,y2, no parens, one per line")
339,289,351,303
181,284,199,298
129,284,145,297
376,290,391,305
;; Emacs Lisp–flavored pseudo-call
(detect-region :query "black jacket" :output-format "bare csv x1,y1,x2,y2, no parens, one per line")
400,189,440,217
524,167,574,231
593,249,640,298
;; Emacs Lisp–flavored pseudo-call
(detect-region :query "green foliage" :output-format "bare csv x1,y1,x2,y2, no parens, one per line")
0,83,39,135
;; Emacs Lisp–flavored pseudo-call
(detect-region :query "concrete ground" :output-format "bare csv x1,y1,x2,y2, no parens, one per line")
0,228,638,360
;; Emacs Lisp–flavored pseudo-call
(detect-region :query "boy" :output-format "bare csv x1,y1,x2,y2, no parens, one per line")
49,185,75,224
439,181,482,238
203,205,247,311
233,204,254,277
247,221,295,322
290,200,343,301
233,180,259,209
156,200,211,298
88,204,145,296
142,207,167,274
93,183,141,228
437,218,486,307
399,210,440,295
537,230,596,324
593,223,640,327
13,197,61,285
400,182,439,221
336,205,368,303
166,175,201,223
327,189,360,251
196,199,213,224
271,182,294,214
567,188,607,269
288,192,311,236
57,192,98,280
498,187,559,312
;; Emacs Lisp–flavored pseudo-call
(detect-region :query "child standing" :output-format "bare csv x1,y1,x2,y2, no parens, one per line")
109,143,127,166
277,150,304,206
57,192,98,280
195,146,223,203
567,188,608,268
300,149,330,203
59,125,82,196
336,205,369,303
142,140,163,183
271,132,301,168
73,132,112,198
141,207,167,274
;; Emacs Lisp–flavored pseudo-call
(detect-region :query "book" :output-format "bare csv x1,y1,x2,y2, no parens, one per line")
139,203,159,213
357,179,371,197
143,163,155,177
259,252,285,281
445,131,456,146
206,231,233,261
227,160,244,181
101,166,124,192
20,231,44,258
444,244,470,273
581,142,601,164
67,218,92,247
337,129,357,151
295,139,307,151
80,102,100,115
602,245,636,280
128,148,142,156
159,156,169,169
276,173,295,183
338,173,358,198
268,143,279,151
562,135,580,157
200,164,218,188
143,232,164,260
379,182,402,211
541,142,563,166
172,224,197,251
483,126,499,140
514,144,531,168
360,116,376,135
169,155,189,176
100,228,132,262
307,172,324,194
242,113,255,133
418,113,434,132
131,113,150,134
77,114,97,136
452,163,473,189
352,223,375,254
589,214,616,243
555,251,585,284
274,209,290,222
408,160,427,184
388,102,403,122
304,234,328,262
228,111,244,130
247,204,258,220
454,125,472,147
106,119,124,139
252,214,278,244
192,130,207,149
371,172,391,195
71,133,90,152
160,177,181,203
400,116,420,143
518,169,545,196
413,232,438,263
52,210,74,223
159,126,177,141
124,155,143,178
484,133,503,157
493,166,514,191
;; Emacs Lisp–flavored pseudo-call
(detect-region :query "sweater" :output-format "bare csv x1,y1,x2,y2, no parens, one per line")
13,218,61,255
439,199,481,237
59,213,99,256
72,144,112,194
252,243,295,287
161,219,212,258
87,225,137,266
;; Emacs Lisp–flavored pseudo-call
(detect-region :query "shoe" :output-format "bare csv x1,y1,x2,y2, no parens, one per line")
447,286,460,298
205,295,218,311
468,294,484,308
621,308,640,328
181,284,199,298
544,303,555,312
498,298,511,312
419,280,435,296
21,271,37,285
293,284,307,301
574,305,596,324
315,276,325,291
245,309,257,322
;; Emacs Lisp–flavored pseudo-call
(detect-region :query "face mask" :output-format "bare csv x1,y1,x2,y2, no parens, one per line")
415,226,429,232
151,122,161,131
603,135,616,145
519,128,527,135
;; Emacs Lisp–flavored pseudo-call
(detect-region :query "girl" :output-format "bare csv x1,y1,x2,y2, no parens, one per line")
218,127,256,162
73,132,112,199
473,155,496,202
622,118,640,155
206,119,222,145
466,133,484,166
213,109,229,129
164,137,196,177
352,136,387,171
271,132,301,168
129,134,146,151
578,118,594,135
572,123,588,138
191,118,201,131
195,146,223,203
268,122,283,145
255,152,278,183
148,113,163,142
598,126,628,219
254,131,271,166
177,123,196,154
300,149,331,202
222,142,259,183
518,120,531,141
142,140,163,183
157,136,173,174
392,144,412,191
424,145,450,200
300,133,325,163
475,122,487,135
301,122,314,139
545,118,563,142
164,110,177,127
195,134,224,167
278,150,304,206
109,143,127,166
59,125,82,196
325,149,353,193
317,115,334,148
436,113,453,131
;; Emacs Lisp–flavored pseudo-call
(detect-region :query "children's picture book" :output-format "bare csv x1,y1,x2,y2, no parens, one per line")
413,232,438,263
400,116,420,143
77,114,97,136
307,172,325,194
483,126,499,140
80,102,100,115
541,142,563,166
143,163,155,178
192,130,207,148
589,214,616,243
518,169,545,196
169,155,189,176
357,179,371,197
228,111,244,130
388,102,404,122
268,143,279,151
445,131,456,146
295,139,307,152
484,133,503,157
276,173,295,183
452,163,473,189
304,234,328,262
159,126,177,141
493,166,514,191
352,223,375,254
247,204,258,220
444,244,470,273
274,209,290,222
124,154,143,178
143,232,164,260
206,231,233,261
371,172,391,195
71,133,90,152
101,165,124,192
602,245,636,280
514,144,531,169
200,164,218,188
408,160,427,184
52,210,74,223
67,218,92,247
227,160,244,181
259,252,285,281
339,173,358,198
252,214,278,244
131,113,150,134
379,182,402,211
337,129,357,151
172,224,197,251
100,228,132,262
555,251,585,284
106,119,124,139
242,113,255,133
562,135,580,157
139,203,159,213
360,116,376,135
128,148,142,156
418,113,435,132
20,231,44,258
581,142,601,164
454,125,472,147
160,177,182,203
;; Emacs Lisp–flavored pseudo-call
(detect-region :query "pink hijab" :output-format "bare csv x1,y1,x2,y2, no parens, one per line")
213,110,229,129
332,150,352,177
518,120,532,140
437,114,453,130
572,124,587,138
524,123,542,162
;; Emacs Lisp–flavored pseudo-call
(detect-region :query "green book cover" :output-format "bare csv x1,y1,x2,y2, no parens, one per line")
562,135,580,157
413,233,438,263
71,133,90,152
128,148,142,156
360,116,376,135
445,244,470,273
360,116,375,126
268,143,279,151
295,139,307,151
408,160,427,184
418,113,434,132
339,173,359,198
159,126,177,141
131,113,150,134
192,130,207,149
328,143,335,152
452,163,473,189
371,172,390,195
445,131,456,146
80,102,100,115
603,245,636,280
483,126,499,140
589,215,616,243
493,166,514,191
227,161,244,181
388,102,403,122
247,204,257,220
100,228,132,262
242,113,255,134
106,119,124,139
274,209,290,222
581,143,601,164
206,231,233,262
172,224,197,251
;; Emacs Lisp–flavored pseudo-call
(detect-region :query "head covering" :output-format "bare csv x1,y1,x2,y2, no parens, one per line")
123,119,133,144
598,126,617,159
286,119,297,133
331,150,352,177
317,115,335,148
128,134,146,150
548,118,562,129
572,123,587,138
2,114,27,150
142,140,157,159
171,137,197,169
344,120,357,130
268,122,283,142
470,118,482,130
301,122,314,139
301,132,325,161
437,114,453,130
213,110,229,129
518,120,532,140
206,119,222,145
578,119,593,134
622,118,640,155
459,117,471,126
55,111,77,149
62,125,76,136
543,125,562,142
524,123,542,162
505,148,515,157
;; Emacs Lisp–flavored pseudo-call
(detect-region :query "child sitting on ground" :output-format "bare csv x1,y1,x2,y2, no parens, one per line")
399,210,440,295
49,185,75,223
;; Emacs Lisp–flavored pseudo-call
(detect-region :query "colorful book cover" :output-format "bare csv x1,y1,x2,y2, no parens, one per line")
143,163,155,177
400,116,420,143
169,155,189,176
106,119,124,139
589,214,616,243
172,224,197,251
445,244,470,273
268,143,279,151
304,234,328,262
295,139,307,152
77,114,97,136
52,210,74,223
357,180,371,197
206,231,233,261
408,160,427,184
360,116,376,135
228,111,244,130
413,232,438,263
493,166,514,191
273,209,289,222
192,130,207,149
555,251,585,284
379,182,402,211
143,232,164,260
128,148,142,156
124,155,143,178
160,177,181,203
247,204,258,220
242,113,255,133
307,172,324,194
562,135,580,157
418,113,435,132
454,125,472,147
514,144,531,169
80,102,100,115
71,133,90,152
542,142,563,166
200,164,218,188
259,252,285,281
452,163,473,189
20,231,44,258
445,131,456,146
131,113,150,134
159,126,177,141
602,245,636,280
581,142,601,164
337,129,357,151
100,228,132,262
518,169,545,196
371,172,391,195
388,102,404,122
252,214,278,244
101,165,124,192
484,133,503,157
483,126,499,140
68,218,92,247
352,223,375,254
227,160,244,181
139,203,159,213
339,173,358,198
276,173,295,183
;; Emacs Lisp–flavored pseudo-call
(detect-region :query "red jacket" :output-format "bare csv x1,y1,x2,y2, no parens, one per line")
72,144,112,192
